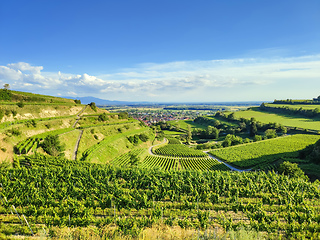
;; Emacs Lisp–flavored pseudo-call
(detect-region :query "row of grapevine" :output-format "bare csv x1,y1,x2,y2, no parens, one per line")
180,157,230,171
13,128,74,155
153,144,207,158
110,149,145,167
1,158,320,238
140,156,178,170
209,134,320,168
14,137,41,154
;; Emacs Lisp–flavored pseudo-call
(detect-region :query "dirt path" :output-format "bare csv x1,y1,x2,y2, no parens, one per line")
72,130,84,160
148,138,167,155
72,105,87,128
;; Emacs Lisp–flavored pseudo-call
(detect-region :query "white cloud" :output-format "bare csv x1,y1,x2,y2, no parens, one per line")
0,54,319,101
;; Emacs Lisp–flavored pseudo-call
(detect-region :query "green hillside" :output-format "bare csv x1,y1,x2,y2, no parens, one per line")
1,91,320,239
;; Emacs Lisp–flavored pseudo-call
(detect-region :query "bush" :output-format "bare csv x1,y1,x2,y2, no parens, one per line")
41,135,65,156
278,161,307,179
5,109,11,116
89,102,97,112
17,101,24,108
253,135,262,142
74,99,81,104
11,110,17,117
118,112,128,119
0,109,4,120
98,113,108,122
138,133,149,142
264,129,277,139
6,128,22,136
25,119,37,128
0,89,12,101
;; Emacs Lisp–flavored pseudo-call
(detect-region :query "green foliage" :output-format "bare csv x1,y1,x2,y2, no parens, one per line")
5,128,22,136
118,112,128,119
138,133,148,142
309,139,320,164
0,108,4,120
253,135,262,142
16,101,24,108
89,102,97,112
210,134,320,168
264,129,277,139
0,159,11,170
41,134,65,156
222,134,243,147
278,161,307,179
0,89,12,101
154,144,207,158
11,109,17,117
25,119,37,128
74,99,81,104
98,113,108,122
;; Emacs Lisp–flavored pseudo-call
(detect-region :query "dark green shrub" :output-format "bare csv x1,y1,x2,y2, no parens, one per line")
278,161,307,179
89,102,97,112
0,89,12,101
11,109,17,117
41,135,65,156
17,101,24,108
5,109,11,116
98,113,108,121
118,112,128,119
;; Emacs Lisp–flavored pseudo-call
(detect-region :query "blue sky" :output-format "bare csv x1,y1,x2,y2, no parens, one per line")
0,0,319,102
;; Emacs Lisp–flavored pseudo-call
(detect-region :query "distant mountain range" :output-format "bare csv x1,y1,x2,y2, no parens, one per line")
62,96,146,105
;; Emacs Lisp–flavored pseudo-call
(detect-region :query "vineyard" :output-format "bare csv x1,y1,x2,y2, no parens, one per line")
2,90,320,239
153,144,208,158
209,134,320,169
1,155,320,239
110,149,145,167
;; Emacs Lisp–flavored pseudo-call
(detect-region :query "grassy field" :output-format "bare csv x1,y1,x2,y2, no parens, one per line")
87,128,153,164
168,120,207,131
209,134,320,169
234,108,320,131
59,129,81,159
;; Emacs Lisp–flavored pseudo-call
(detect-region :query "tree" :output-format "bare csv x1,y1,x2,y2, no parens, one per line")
278,161,307,179
118,112,128,119
227,112,235,120
249,121,257,137
3,83,10,90
89,102,97,112
98,113,108,121
41,135,65,156
264,129,277,139
186,125,192,144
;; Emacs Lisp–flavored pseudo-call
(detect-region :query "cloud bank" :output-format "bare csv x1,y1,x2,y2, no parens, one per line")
1,55,319,102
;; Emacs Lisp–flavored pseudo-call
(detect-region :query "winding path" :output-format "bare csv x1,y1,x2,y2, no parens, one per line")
148,138,167,155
